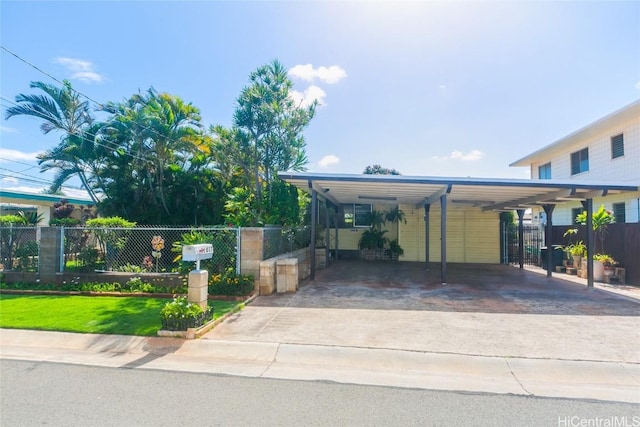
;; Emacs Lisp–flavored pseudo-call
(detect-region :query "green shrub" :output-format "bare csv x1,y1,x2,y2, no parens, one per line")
160,296,212,331
0,215,27,225
49,218,81,226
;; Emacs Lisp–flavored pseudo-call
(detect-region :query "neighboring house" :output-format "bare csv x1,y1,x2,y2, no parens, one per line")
510,100,640,225
0,190,95,224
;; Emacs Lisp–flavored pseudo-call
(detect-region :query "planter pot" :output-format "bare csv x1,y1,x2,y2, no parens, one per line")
161,308,213,331
593,261,604,282
572,255,582,270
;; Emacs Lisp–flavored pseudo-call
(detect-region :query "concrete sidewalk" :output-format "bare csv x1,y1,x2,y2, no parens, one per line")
1,329,638,404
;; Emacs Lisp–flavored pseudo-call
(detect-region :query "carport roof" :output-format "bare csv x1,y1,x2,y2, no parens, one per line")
278,172,639,211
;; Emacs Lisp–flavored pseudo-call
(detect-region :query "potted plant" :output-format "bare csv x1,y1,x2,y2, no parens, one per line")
388,239,404,261
567,241,586,269
358,228,388,260
592,253,615,282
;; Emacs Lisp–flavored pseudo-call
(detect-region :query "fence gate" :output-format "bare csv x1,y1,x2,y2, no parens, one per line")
503,223,545,266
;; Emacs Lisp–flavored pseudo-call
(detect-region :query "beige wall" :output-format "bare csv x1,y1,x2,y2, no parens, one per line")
398,203,500,263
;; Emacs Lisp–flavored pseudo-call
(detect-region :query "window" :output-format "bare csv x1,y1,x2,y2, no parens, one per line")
538,162,552,179
571,208,583,225
611,134,624,159
340,203,372,228
570,148,589,175
612,202,626,223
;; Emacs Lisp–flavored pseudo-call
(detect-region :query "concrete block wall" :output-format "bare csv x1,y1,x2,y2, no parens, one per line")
240,228,264,291
258,247,310,295
38,227,63,283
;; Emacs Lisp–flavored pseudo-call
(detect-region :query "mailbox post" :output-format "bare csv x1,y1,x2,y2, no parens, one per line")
182,244,213,310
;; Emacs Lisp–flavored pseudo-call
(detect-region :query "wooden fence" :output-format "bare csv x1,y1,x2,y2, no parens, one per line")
552,223,640,285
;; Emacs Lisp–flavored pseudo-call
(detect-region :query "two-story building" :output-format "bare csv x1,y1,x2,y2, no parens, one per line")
510,100,640,225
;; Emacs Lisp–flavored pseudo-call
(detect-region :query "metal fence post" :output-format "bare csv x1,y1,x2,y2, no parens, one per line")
59,226,65,273
236,227,241,275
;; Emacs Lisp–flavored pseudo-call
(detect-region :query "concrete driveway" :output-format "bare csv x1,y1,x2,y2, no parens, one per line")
203,261,640,363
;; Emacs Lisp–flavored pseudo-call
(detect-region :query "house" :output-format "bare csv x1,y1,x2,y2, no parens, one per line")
510,100,640,225
0,189,95,224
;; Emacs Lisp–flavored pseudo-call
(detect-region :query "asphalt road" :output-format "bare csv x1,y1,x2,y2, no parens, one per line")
1,360,638,427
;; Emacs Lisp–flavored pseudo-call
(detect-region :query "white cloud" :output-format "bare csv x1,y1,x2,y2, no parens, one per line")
290,85,327,108
55,57,105,83
0,148,40,162
289,64,347,84
433,149,485,162
318,154,340,168
636,81,640,90
0,126,18,134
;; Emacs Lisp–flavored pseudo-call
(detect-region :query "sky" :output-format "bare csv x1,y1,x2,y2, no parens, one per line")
1,1,639,199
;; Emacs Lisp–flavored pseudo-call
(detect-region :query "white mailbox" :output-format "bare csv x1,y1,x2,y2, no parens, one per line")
182,244,213,270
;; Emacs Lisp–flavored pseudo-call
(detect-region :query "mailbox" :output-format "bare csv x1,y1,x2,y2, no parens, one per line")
182,244,213,269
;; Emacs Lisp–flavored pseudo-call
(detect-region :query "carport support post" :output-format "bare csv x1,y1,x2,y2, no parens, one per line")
440,194,447,285
424,202,430,270
334,206,339,261
325,200,330,266
582,199,594,288
310,186,317,281
543,204,555,278
516,209,525,270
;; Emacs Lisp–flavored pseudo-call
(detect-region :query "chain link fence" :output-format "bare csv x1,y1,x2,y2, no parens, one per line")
63,226,240,274
1,225,310,275
263,226,311,260
0,225,39,272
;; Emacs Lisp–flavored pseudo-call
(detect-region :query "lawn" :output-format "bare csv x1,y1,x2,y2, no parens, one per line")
0,295,239,336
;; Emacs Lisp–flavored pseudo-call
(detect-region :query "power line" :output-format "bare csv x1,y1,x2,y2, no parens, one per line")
0,95,153,163
1,45,104,107
0,157,39,172
1,45,204,153
0,167,86,191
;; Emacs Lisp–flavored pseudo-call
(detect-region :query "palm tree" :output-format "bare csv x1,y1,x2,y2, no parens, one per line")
5,80,98,202
100,88,204,218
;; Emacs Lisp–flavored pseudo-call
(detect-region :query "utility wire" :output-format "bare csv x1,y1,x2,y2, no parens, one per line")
1,45,204,152
0,95,153,163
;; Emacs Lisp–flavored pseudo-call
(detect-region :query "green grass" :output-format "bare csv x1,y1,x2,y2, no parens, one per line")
0,295,239,336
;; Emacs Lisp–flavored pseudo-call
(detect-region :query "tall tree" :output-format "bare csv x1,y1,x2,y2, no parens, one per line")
98,88,208,222
363,164,401,175
215,59,316,225
5,80,99,202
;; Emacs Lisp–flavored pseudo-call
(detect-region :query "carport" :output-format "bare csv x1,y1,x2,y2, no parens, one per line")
278,172,638,288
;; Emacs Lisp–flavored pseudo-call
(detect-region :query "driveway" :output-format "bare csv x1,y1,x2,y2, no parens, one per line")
203,262,640,363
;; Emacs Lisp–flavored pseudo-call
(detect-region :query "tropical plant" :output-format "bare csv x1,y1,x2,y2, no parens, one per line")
17,211,43,225
358,228,388,250
388,239,404,260
5,80,99,202
567,241,586,257
98,88,210,223
384,206,406,225
575,205,615,254
213,59,316,225
593,253,616,268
